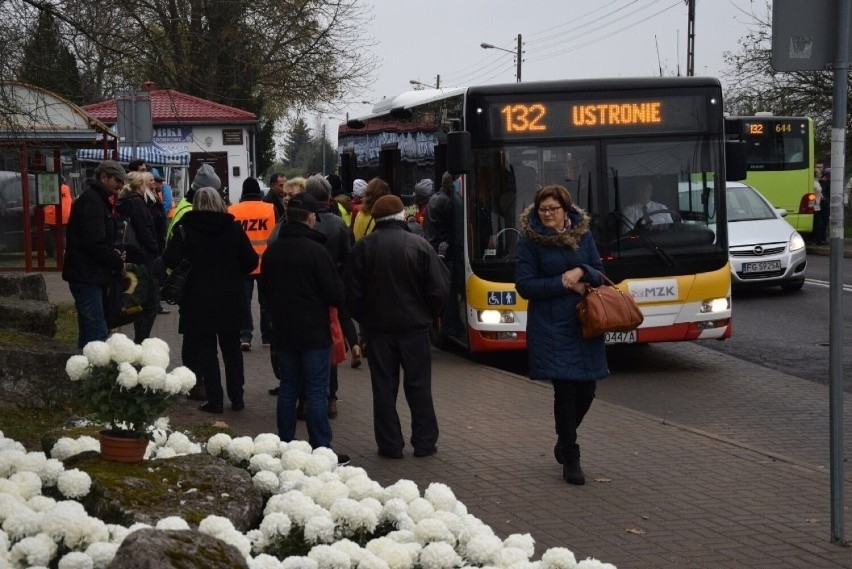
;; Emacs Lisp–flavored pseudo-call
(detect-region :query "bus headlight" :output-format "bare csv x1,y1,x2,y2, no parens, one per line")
477,310,516,324
700,297,730,313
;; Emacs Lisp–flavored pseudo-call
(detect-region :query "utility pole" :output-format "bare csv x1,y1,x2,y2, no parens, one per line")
516,34,522,82
686,0,695,76
480,35,523,82
435,74,440,88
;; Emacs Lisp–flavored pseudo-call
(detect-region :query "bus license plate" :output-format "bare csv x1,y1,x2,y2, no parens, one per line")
605,330,637,344
742,260,781,273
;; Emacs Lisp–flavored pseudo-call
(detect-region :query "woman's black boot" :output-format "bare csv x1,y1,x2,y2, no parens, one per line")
562,446,585,485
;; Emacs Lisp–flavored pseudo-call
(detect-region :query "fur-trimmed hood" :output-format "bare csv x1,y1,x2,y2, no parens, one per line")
519,203,591,251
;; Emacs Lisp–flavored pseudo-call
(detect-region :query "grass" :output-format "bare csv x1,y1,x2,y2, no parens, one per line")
54,302,78,347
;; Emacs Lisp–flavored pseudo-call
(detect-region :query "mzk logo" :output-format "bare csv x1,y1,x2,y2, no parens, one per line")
239,218,269,232
627,279,679,302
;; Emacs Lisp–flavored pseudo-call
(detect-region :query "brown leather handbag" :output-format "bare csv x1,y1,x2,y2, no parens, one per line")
576,275,644,339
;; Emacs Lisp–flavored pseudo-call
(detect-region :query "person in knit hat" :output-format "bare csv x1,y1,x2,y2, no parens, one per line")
167,163,222,240
350,178,368,223
344,191,449,459
228,177,276,351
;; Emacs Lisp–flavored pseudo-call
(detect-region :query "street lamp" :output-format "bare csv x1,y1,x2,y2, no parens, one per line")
480,34,522,82
409,75,441,89
322,115,342,174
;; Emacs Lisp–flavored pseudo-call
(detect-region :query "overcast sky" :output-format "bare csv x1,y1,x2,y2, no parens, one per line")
323,0,764,145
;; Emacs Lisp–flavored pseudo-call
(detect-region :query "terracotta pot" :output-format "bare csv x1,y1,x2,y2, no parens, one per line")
98,430,148,463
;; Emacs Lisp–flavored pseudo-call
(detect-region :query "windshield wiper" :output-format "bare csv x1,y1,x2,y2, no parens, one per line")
610,210,676,267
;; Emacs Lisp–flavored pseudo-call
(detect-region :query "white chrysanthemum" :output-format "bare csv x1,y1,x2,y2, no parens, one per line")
385,479,420,503
165,432,200,455
9,533,57,567
136,365,167,392
279,448,310,471
346,475,383,501
407,498,436,522
51,438,82,460
386,529,417,544
330,498,378,535
42,501,109,550
576,558,616,569
218,529,252,557
493,546,530,568
259,512,291,541
0,493,25,523
0,478,21,498
77,436,100,453
115,362,139,389
357,550,392,569
303,514,335,544
366,537,421,569
14,450,48,475
284,440,313,454
206,433,232,457
38,458,66,487
169,366,196,392
424,483,457,512
503,534,535,558
464,533,504,565
359,498,382,521
2,508,41,540
419,541,462,569
249,554,284,569
313,480,348,510
414,518,454,545
154,447,178,460
0,449,25,478
330,538,365,561
106,333,140,364
252,471,280,495
65,355,91,381
307,544,350,568
150,429,168,448
335,465,368,483
225,436,255,463
155,517,190,530
280,556,318,569
302,454,334,477
82,341,111,366
57,469,92,499
540,548,578,569
9,471,42,500
299,477,325,502
457,516,493,545
85,542,119,569
106,524,129,544
249,453,281,474
140,338,170,368
58,551,94,569
253,433,281,456
431,510,463,537
380,498,409,524
162,373,184,395
278,469,307,491
27,495,56,513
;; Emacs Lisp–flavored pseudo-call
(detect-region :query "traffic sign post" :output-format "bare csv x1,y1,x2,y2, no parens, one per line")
774,0,849,545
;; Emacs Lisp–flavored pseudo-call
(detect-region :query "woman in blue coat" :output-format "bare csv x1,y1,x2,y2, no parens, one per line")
515,185,608,485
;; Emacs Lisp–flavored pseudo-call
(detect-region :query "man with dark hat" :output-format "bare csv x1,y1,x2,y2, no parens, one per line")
261,192,350,465
62,160,127,348
228,177,276,350
344,194,450,459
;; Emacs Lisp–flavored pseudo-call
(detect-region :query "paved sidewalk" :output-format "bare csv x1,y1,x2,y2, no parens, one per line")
43,272,851,568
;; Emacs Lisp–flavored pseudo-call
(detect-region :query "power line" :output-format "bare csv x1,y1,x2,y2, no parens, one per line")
523,0,635,45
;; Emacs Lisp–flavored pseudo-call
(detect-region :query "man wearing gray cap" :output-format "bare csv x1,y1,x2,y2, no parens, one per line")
62,160,127,348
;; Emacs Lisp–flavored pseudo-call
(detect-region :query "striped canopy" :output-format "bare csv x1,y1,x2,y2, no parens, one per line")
76,143,189,166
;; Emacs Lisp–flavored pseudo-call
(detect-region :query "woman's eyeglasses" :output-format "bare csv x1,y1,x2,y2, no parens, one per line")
538,206,563,215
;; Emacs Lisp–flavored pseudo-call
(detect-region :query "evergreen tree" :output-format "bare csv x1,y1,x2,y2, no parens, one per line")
17,11,83,104
282,118,314,174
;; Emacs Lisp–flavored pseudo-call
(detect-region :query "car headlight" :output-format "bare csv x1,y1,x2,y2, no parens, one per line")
477,310,516,324
789,231,805,252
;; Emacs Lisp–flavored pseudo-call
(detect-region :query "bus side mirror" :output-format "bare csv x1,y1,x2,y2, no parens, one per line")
447,131,471,175
725,141,747,181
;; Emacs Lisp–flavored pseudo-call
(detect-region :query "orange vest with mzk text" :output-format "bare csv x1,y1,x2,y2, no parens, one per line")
228,200,276,275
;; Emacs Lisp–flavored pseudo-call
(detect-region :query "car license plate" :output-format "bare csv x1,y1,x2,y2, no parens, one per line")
741,260,781,273
605,330,637,344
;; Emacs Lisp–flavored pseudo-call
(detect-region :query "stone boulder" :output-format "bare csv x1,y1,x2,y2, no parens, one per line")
0,330,75,408
106,528,249,569
66,451,264,532
0,296,57,336
0,272,48,302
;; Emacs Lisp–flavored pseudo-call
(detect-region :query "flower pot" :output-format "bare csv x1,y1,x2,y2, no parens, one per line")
98,430,148,463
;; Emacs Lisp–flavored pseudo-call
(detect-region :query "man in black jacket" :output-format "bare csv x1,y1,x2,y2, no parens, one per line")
261,193,349,464
424,172,464,339
263,172,288,222
344,194,450,459
62,160,126,348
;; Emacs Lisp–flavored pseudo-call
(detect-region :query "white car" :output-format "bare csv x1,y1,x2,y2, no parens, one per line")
726,181,807,291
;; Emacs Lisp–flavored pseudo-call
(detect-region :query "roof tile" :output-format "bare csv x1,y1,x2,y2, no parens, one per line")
83,89,256,124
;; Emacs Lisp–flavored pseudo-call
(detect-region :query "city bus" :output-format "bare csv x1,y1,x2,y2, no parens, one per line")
339,77,745,352
724,115,816,234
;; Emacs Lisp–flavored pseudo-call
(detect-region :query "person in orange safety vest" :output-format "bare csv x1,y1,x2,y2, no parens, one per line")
228,177,276,351
44,180,73,258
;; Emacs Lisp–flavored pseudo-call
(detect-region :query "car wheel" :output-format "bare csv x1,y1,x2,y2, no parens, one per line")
781,280,805,292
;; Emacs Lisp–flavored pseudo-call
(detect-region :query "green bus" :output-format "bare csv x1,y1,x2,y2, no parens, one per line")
724,115,816,234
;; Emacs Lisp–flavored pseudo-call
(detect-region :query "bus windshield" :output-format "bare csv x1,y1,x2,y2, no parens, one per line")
468,135,725,281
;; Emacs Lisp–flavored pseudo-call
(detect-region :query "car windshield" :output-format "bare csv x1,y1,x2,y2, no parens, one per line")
726,185,777,222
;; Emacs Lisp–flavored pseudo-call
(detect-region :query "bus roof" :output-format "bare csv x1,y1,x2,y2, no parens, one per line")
466,76,722,97
352,87,465,122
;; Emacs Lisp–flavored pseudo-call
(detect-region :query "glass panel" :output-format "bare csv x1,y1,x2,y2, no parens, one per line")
726,185,776,221
605,137,722,256
469,144,598,269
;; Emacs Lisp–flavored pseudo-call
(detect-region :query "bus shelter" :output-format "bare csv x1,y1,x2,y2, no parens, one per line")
0,81,117,271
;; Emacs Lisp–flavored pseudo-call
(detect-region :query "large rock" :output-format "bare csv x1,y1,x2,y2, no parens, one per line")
0,331,75,408
66,451,264,532
106,528,249,569
0,272,48,302
0,296,57,336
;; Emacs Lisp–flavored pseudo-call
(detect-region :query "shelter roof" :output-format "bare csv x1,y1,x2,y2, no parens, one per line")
83,83,257,125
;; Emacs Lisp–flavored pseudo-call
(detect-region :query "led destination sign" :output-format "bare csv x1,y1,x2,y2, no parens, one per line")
481,94,710,139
